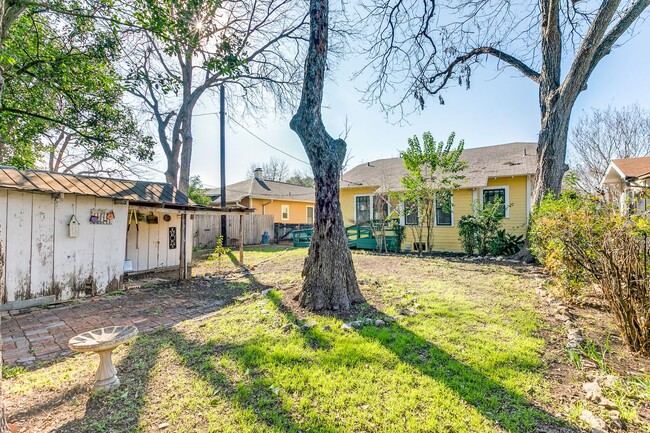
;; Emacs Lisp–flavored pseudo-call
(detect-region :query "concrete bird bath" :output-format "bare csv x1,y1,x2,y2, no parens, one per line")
68,326,138,392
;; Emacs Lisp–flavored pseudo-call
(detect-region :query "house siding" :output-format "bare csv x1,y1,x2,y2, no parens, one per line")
339,175,530,253
250,198,314,224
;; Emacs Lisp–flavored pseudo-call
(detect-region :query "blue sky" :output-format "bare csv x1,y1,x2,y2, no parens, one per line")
157,23,650,189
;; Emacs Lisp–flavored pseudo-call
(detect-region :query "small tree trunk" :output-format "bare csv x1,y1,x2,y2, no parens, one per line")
290,0,363,310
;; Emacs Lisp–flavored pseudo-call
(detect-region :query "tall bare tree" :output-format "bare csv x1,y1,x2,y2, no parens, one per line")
570,104,650,193
248,157,291,181
362,0,649,210
125,0,307,193
290,0,363,311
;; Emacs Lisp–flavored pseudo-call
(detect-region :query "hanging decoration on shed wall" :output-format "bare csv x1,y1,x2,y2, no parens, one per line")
90,209,115,225
68,215,80,237
169,227,177,249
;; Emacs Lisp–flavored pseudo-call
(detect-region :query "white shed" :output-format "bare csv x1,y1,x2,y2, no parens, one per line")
0,167,200,310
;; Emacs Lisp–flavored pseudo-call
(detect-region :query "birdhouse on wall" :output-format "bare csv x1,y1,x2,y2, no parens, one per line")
68,215,80,238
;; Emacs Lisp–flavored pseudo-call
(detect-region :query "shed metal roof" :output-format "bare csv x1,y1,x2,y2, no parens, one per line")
0,166,192,207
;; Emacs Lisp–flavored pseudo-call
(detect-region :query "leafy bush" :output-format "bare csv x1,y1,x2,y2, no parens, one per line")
529,189,590,298
208,236,231,271
530,190,650,354
489,229,524,256
458,199,521,256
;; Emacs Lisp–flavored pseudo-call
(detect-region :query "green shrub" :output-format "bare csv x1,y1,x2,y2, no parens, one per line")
488,229,524,256
530,190,650,354
529,190,593,299
458,199,521,256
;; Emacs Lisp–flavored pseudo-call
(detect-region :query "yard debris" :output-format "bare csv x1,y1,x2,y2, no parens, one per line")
158,422,170,430
302,321,317,329
567,326,585,348
399,308,417,317
261,288,272,296
579,409,607,432
583,381,603,402
583,381,619,410
282,323,299,333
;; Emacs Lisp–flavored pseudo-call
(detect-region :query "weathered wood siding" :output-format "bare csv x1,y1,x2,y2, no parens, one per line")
193,214,274,249
124,207,193,272
1,191,128,304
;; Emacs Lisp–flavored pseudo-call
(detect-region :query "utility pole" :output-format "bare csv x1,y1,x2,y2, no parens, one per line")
220,84,227,245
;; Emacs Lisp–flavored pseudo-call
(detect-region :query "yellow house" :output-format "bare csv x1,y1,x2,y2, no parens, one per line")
206,168,315,224
340,142,537,252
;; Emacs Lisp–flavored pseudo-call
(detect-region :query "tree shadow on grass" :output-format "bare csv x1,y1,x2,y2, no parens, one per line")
268,293,581,433
48,282,339,433
53,327,340,432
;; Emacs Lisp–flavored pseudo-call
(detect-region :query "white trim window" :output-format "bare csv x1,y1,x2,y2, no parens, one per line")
403,200,419,225
281,204,290,220
306,205,314,224
481,186,509,218
354,195,372,223
435,193,453,226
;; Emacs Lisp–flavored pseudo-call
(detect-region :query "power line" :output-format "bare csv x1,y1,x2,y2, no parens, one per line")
195,111,310,166
228,115,310,166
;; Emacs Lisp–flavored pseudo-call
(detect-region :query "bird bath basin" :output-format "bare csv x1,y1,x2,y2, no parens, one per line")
68,326,138,392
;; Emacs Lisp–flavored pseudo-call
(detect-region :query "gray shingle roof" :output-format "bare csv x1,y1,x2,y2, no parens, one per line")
206,178,315,203
341,142,537,191
0,166,192,206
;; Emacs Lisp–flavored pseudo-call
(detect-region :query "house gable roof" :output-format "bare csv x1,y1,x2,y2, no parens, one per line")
601,157,650,186
341,142,537,191
0,166,192,207
206,178,315,204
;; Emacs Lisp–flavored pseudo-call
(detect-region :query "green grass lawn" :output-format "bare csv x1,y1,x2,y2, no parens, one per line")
6,247,577,432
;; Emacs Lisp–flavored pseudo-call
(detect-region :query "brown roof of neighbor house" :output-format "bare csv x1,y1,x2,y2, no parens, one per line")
206,178,315,204
610,156,650,179
341,142,537,191
0,166,193,207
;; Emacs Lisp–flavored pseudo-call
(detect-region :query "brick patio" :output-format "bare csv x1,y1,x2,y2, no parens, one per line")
1,278,230,366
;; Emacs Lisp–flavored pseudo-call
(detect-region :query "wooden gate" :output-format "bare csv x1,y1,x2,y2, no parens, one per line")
193,214,274,249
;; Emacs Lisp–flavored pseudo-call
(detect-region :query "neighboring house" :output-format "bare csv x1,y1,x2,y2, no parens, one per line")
340,142,537,253
0,166,216,310
601,156,650,213
206,168,316,224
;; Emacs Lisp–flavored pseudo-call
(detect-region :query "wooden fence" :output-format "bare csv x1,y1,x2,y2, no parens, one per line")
193,214,274,249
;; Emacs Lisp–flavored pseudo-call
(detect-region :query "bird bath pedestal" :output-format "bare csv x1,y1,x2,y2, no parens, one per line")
68,326,138,392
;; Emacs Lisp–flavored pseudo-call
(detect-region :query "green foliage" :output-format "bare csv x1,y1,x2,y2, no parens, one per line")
530,189,650,353
131,0,248,82
457,199,518,256
399,132,467,251
207,236,231,271
528,189,595,299
188,175,212,206
489,229,524,256
0,8,154,170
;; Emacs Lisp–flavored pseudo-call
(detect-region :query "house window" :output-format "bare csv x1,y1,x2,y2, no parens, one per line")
373,196,390,221
306,206,314,224
404,201,419,225
281,205,289,220
435,193,453,226
483,188,507,217
355,195,371,222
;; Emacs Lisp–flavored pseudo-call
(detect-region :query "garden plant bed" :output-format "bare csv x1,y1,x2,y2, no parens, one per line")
4,246,649,432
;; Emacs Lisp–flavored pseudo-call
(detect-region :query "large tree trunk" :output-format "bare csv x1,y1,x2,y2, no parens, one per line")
290,0,363,311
